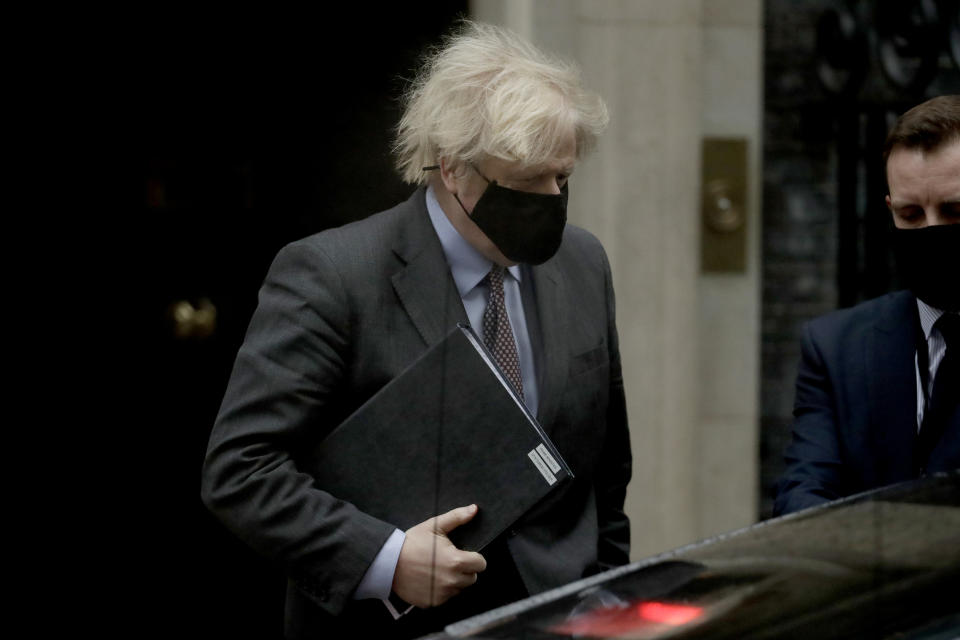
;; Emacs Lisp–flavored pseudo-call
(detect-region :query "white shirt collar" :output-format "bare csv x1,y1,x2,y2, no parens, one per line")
916,297,946,341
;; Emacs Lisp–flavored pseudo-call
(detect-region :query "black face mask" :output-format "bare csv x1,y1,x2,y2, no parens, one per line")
892,224,960,312
454,166,568,265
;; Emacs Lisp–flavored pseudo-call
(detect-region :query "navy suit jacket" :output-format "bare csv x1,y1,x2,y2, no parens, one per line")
774,291,960,516
201,188,631,638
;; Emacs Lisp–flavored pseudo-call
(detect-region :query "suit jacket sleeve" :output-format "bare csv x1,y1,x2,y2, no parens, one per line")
773,320,847,516
200,239,395,617
593,244,632,569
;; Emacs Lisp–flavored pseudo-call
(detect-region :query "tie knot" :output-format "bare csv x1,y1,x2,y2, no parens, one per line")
936,313,960,349
486,266,506,289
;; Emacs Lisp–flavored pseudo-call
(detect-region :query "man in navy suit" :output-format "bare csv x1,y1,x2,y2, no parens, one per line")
774,95,960,516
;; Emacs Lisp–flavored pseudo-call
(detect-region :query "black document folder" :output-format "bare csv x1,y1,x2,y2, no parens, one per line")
306,323,573,551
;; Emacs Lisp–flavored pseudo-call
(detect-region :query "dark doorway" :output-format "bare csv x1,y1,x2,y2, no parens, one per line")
135,7,466,637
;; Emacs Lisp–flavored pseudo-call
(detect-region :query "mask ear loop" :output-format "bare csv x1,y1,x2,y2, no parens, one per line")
422,164,493,183
422,164,493,217
468,164,493,185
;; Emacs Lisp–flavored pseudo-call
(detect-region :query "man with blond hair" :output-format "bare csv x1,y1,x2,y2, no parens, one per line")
202,20,631,638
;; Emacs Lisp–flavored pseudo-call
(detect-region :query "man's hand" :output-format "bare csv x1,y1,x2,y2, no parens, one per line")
391,504,487,608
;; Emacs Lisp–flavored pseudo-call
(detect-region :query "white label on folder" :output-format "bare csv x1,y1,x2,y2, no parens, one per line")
535,444,561,474
528,449,557,485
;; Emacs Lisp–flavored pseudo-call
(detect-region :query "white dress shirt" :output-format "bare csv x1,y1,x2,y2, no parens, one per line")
914,298,951,431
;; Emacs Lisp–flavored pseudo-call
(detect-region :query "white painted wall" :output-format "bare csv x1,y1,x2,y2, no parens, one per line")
472,0,763,560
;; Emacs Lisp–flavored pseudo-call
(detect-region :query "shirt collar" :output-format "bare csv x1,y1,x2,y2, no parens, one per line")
916,297,945,341
425,184,522,296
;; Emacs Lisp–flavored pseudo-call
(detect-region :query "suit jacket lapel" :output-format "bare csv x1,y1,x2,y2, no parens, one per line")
390,189,468,347
867,291,919,481
529,260,569,433
389,189,571,432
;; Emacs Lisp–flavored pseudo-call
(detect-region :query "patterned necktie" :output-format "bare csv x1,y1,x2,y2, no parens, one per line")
916,313,959,473
483,266,524,400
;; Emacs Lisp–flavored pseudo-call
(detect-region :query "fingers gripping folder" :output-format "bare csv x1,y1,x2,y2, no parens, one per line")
305,323,573,551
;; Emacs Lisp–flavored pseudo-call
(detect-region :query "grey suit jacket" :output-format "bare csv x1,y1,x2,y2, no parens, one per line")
201,188,631,637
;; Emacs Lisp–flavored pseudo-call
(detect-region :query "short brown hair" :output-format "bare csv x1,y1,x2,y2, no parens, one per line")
883,95,960,170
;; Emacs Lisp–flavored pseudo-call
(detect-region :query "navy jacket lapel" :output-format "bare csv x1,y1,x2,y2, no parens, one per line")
867,291,920,482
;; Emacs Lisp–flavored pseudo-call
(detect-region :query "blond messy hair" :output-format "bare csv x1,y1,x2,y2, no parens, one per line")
394,20,609,185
